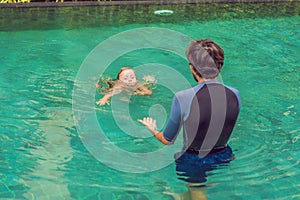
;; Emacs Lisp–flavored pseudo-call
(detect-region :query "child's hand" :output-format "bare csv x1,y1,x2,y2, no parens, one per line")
96,98,109,106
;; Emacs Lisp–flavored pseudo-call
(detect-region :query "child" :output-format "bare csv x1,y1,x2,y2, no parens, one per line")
96,67,153,106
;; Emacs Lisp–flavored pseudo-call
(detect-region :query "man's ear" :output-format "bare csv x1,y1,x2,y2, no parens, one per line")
189,65,197,76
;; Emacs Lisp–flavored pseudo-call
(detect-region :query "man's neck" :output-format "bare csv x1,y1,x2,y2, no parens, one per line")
198,78,217,83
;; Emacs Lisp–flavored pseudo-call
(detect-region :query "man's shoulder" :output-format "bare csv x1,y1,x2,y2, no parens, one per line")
175,86,198,100
224,85,240,95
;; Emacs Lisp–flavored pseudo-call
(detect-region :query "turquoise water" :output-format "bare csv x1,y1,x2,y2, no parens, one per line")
1,3,300,199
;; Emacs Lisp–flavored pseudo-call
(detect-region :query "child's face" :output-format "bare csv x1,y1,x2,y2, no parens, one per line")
119,69,137,85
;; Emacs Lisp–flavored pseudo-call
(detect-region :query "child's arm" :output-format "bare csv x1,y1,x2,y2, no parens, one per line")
96,93,113,106
135,85,152,96
96,85,122,106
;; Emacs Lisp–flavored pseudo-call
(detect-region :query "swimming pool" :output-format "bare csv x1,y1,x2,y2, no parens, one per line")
0,2,299,199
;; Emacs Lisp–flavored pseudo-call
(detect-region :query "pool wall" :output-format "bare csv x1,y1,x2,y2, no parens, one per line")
0,0,299,8
1,1,299,32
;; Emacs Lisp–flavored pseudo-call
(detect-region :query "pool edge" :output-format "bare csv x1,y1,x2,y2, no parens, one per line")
0,0,299,8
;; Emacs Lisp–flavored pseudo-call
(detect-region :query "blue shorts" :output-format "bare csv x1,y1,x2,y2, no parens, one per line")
174,146,234,183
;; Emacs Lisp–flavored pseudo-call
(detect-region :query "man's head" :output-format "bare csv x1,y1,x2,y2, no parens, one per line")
186,39,224,79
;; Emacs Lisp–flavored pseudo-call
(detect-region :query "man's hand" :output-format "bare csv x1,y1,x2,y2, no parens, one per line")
138,117,172,145
138,117,158,132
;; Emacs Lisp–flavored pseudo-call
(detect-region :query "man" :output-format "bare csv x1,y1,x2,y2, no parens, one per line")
139,39,241,183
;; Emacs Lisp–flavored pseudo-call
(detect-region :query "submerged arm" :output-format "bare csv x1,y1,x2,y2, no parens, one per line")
96,85,122,106
135,85,152,96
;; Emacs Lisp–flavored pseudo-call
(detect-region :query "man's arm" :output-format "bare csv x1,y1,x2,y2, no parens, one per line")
138,117,172,145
